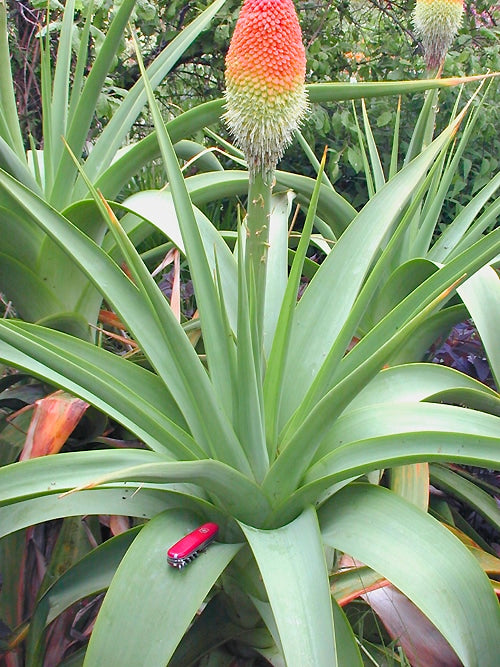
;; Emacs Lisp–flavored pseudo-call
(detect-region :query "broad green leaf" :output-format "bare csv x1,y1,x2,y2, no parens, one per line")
119,188,238,331
387,304,470,367
169,594,261,667
389,463,429,511
0,137,42,193
313,402,500,462
319,483,500,667
0,487,219,541
0,450,162,506
344,363,500,413
95,100,226,199
368,258,438,325
84,509,241,666
330,566,387,607
307,425,500,490
272,428,500,526
264,277,469,504
239,506,336,667
70,459,271,526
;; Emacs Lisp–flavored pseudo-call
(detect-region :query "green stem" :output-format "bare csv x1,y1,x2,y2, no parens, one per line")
245,171,272,344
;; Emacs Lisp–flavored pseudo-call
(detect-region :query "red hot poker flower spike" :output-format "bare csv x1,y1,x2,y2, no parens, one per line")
413,0,464,70
224,0,308,177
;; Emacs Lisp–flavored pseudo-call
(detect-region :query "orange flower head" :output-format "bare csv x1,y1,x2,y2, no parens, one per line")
413,0,464,69
224,0,308,176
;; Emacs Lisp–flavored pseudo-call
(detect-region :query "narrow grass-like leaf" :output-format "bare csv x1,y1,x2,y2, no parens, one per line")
352,101,375,198
430,464,500,532
428,173,500,263
413,85,488,257
49,0,136,206
239,506,336,666
264,149,327,457
26,528,141,666
67,0,93,124
404,88,439,165
132,29,240,436
84,509,242,666
388,97,401,179
361,99,385,192
235,224,268,483
49,0,74,171
319,484,500,667
294,130,336,190
457,265,500,387
265,276,467,503
334,228,500,384
278,111,465,430
95,75,497,200
0,168,248,473
0,321,202,459
447,197,500,260
68,0,228,206
40,22,53,193
0,1,25,157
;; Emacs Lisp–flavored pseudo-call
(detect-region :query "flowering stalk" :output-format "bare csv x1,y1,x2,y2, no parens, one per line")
224,0,308,336
413,0,464,72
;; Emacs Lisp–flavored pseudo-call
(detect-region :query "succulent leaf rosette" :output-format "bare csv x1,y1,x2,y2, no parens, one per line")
413,0,465,70
224,0,308,178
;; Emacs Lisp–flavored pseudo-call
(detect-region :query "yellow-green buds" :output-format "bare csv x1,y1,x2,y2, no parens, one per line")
224,0,308,177
413,0,464,69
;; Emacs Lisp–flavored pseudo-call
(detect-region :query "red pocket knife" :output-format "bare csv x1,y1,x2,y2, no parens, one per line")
167,523,219,568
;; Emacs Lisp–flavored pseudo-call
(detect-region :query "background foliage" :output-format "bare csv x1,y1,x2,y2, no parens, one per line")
7,0,499,208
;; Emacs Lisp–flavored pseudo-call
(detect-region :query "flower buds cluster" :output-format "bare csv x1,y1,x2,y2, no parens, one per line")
413,0,464,70
224,0,308,177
